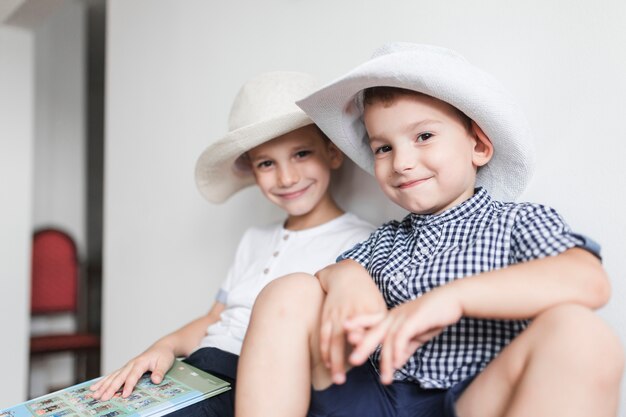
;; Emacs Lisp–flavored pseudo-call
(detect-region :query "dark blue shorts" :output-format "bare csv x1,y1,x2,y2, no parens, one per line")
307,361,473,417
166,347,238,417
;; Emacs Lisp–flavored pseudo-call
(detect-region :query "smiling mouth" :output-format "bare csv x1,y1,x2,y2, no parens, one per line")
397,177,431,189
276,185,310,200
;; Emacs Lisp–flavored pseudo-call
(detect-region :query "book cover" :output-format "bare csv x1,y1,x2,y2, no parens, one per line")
1,360,230,417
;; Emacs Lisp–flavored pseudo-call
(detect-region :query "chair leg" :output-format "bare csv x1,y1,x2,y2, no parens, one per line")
85,349,101,380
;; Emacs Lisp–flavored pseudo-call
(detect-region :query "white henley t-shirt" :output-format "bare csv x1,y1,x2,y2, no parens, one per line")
197,212,374,355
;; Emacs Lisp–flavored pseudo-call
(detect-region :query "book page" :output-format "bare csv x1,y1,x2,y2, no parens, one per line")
1,361,230,417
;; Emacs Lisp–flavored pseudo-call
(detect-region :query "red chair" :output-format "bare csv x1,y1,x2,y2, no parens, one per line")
30,228,100,390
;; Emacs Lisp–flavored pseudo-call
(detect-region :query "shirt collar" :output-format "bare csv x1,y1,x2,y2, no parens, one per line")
410,187,491,228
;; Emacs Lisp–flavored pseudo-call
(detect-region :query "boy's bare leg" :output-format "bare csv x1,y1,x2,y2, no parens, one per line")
456,304,624,417
236,273,333,417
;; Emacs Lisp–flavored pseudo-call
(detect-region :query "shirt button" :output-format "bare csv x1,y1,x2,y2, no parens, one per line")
273,251,279,257
420,247,430,255
283,234,290,240
263,268,269,274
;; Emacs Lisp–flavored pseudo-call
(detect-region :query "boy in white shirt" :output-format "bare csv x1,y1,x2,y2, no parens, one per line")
90,71,374,417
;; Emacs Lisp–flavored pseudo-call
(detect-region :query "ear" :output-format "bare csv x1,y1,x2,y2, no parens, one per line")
470,121,494,168
326,141,345,170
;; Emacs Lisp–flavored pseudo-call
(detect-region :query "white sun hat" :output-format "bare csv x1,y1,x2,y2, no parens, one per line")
195,71,318,203
297,42,535,202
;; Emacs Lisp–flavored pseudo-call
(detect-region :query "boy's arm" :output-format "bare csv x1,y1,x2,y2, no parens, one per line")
315,259,387,384
449,246,609,317
348,247,609,383
91,301,225,400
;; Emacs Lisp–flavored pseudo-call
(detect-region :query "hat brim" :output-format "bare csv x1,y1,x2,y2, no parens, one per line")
195,111,313,203
297,46,535,201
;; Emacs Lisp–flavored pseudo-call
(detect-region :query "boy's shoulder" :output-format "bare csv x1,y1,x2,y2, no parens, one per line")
368,199,565,235
241,213,375,241
239,221,283,242
488,200,576,244
493,200,564,222
308,212,376,242
335,212,376,233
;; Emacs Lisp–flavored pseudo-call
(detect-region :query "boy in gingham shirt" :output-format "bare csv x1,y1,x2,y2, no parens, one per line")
236,44,623,417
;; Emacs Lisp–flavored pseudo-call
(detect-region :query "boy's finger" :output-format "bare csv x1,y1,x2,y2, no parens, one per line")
329,323,346,384
100,365,132,401
99,379,121,401
89,376,105,391
151,356,173,384
395,340,421,369
393,324,441,364
383,316,406,383
346,327,365,345
393,323,414,367
319,320,332,366
122,367,147,397
348,319,389,365
92,371,118,399
393,323,443,368
379,331,395,385
344,312,385,330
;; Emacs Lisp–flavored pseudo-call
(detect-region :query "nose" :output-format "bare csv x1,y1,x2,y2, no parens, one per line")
277,163,300,188
392,148,416,173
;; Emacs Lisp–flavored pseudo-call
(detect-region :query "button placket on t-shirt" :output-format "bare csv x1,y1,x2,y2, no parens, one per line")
262,231,292,276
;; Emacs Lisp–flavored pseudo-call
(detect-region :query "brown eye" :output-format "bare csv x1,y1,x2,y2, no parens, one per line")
256,160,273,169
416,133,433,143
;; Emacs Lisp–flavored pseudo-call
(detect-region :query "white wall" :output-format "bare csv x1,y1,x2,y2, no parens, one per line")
32,0,85,249
28,0,86,398
0,25,33,407
0,0,87,404
104,0,626,414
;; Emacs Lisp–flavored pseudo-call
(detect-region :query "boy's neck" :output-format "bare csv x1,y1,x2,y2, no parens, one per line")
284,196,344,231
412,187,486,221
420,186,477,216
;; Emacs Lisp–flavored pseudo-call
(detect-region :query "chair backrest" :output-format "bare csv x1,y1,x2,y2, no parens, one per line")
31,228,78,315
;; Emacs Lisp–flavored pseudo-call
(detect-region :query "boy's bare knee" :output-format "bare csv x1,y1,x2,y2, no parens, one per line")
254,273,324,319
258,273,321,301
533,304,597,336
533,304,624,383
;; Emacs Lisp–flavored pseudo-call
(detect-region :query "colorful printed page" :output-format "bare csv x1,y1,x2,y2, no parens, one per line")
1,361,230,417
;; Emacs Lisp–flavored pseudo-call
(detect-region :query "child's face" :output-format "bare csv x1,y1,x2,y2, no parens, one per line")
363,93,492,215
248,125,343,219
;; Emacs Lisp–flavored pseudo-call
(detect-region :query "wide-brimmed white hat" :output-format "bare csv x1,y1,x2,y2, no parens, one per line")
297,42,535,201
195,71,317,203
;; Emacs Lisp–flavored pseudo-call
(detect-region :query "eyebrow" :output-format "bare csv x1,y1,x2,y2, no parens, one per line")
368,119,443,143
248,138,317,162
248,153,269,163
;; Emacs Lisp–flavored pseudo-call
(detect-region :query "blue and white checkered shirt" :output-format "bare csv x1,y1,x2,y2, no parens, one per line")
339,188,595,389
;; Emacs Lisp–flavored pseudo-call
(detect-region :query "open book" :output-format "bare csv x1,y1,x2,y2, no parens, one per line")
1,360,230,417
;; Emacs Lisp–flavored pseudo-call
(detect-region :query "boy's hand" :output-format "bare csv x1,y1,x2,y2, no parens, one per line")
346,286,463,384
316,260,387,385
89,343,176,400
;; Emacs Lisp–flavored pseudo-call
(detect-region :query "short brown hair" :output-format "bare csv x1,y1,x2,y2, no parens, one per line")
312,124,331,143
362,86,472,133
